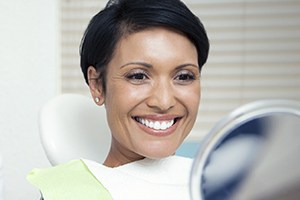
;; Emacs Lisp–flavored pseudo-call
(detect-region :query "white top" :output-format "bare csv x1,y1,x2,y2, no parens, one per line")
83,155,193,200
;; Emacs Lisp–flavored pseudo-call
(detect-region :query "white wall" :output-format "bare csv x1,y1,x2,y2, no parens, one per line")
0,0,59,199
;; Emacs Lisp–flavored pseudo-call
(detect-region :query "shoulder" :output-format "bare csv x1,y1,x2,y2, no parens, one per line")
27,159,112,200
28,159,84,179
114,155,193,185
83,156,193,200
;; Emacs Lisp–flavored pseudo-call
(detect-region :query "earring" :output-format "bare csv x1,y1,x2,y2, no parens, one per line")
95,97,100,103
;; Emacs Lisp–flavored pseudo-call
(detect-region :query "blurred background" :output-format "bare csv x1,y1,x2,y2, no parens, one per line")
0,0,299,199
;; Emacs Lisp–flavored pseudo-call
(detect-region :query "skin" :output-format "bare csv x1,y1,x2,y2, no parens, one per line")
88,27,201,167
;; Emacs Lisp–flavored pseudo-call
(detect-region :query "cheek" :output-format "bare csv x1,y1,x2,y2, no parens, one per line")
178,84,201,110
105,82,149,112
125,85,150,101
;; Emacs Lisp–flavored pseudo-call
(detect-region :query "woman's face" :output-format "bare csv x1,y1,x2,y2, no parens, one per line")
100,27,200,166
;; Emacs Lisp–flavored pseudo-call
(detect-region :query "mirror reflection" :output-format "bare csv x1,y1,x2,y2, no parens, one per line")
190,100,300,200
202,117,267,200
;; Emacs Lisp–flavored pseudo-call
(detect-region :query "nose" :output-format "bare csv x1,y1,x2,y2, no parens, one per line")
146,80,176,111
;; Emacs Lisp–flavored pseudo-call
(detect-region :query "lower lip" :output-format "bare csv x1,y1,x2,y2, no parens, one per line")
135,119,180,137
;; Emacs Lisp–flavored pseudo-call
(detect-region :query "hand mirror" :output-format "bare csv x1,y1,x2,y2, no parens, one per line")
190,100,300,200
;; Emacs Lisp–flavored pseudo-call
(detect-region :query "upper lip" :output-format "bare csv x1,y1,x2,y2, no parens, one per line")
132,114,181,121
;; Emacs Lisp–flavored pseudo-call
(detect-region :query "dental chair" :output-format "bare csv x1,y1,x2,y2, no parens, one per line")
38,93,111,166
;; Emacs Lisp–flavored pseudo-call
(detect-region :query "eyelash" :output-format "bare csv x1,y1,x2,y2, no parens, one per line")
125,70,149,84
125,69,196,85
174,71,196,83
126,72,148,80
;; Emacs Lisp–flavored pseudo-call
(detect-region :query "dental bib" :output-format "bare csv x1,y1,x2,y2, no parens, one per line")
83,155,192,200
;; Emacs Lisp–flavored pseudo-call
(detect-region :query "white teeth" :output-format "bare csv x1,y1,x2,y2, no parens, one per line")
136,118,175,130
149,121,154,128
161,122,167,130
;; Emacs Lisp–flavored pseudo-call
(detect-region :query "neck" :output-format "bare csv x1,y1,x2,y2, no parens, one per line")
103,144,144,168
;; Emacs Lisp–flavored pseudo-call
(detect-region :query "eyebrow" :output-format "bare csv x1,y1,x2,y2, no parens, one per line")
175,63,199,70
120,61,199,70
120,62,153,69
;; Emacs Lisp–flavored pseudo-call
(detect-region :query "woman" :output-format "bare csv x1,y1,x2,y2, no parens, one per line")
28,0,209,199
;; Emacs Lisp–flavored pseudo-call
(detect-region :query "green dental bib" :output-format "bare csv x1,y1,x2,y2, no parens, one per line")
27,160,112,200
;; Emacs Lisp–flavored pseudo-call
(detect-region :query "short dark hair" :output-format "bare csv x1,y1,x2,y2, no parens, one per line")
80,0,209,91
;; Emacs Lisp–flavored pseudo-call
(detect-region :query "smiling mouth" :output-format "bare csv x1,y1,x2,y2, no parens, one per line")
133,117,179,131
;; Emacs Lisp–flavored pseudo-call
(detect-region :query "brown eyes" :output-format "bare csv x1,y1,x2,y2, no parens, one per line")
126,72,148,80
125,69,149,84
125,69,196,85
175,72,196,82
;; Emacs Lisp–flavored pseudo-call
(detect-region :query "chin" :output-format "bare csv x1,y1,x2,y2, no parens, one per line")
139,146,177,160
133,134,185,159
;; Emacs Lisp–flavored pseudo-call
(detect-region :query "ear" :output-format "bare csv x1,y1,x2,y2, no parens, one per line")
87,66,105,105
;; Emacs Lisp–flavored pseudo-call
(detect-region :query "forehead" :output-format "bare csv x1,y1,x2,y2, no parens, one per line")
120,27,194,47
111,27,198,64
